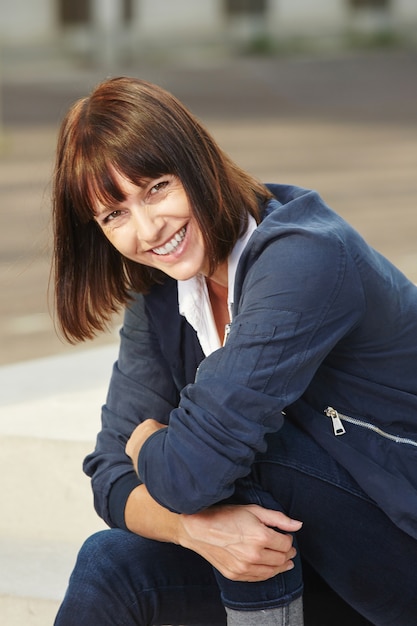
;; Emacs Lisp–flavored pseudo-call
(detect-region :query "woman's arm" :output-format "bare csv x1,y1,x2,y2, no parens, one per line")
84,286,301,582
136,225,365,514
83,284,191,527
125,483,302,582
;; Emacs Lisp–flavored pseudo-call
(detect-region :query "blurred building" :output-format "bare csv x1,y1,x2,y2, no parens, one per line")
0,0,416,64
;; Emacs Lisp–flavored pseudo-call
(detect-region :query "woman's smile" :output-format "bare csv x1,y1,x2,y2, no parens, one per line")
152,225,187,256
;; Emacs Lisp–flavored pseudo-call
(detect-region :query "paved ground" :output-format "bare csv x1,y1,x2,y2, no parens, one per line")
1,47,416,366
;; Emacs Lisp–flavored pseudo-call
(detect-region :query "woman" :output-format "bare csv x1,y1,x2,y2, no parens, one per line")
52,77,417,625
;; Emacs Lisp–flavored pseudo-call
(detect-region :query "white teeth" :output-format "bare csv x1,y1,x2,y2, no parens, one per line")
153,227,186,255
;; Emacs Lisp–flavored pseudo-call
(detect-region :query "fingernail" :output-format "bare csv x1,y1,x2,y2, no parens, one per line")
290,519,303,527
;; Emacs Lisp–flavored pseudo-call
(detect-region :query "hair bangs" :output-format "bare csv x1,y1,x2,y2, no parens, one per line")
71,130,175,225
67,139,132,225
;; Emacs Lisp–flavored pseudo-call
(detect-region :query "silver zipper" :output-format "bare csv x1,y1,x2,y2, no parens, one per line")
223,323,231,347
325,406,417,447
325,407,346,436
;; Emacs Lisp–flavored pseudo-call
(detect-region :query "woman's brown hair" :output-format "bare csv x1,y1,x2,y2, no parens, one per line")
52,77,272,342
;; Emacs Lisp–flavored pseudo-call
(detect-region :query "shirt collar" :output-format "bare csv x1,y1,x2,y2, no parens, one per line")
227,215,257,318
178,215,257,356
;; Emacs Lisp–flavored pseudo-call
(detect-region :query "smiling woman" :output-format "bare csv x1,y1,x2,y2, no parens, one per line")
52,77,269,342
52,77,417,626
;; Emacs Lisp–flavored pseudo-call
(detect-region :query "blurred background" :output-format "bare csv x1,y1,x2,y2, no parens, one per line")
0,2,416,623
1,0,417,366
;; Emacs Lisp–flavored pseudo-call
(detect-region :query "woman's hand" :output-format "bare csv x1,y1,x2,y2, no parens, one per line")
126,425,302,582
177,504,302,582
125,419,167,474
125,486,301,582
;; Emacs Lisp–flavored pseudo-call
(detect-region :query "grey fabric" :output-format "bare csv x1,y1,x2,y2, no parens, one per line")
226,596,304,625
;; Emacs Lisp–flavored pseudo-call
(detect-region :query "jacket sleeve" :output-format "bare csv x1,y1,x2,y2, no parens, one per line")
138,225,365,514
83,292,180,528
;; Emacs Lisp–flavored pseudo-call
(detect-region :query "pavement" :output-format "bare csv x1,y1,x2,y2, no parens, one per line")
0,43,416,624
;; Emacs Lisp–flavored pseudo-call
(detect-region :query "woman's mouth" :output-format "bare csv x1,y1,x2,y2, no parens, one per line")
152,226,187,256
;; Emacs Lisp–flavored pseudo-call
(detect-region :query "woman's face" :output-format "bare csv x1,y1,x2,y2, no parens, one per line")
94,170,210,281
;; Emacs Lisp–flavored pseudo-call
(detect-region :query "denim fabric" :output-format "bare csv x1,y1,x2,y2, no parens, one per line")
56,419,417,625
54,531,226,626
253,420,417,625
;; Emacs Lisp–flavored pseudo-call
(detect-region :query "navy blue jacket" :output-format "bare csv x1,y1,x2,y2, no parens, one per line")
84,185,417,540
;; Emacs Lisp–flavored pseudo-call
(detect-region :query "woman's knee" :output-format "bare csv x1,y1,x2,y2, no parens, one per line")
70,528,153,590
73,529,127,571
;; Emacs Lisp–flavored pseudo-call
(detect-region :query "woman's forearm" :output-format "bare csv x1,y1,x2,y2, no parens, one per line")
124,484,181,543
124,484,302,582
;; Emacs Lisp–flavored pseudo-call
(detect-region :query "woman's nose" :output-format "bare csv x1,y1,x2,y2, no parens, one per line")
131,207,161,245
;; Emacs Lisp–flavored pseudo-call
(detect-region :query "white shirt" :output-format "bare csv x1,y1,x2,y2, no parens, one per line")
178,216,257,356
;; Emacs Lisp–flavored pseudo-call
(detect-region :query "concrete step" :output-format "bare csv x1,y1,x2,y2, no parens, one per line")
0,345,119,624
0,434,107,543
0,537,79,625
0,595,60,626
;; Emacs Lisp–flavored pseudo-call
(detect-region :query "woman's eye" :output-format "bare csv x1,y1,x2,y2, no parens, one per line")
103,210,121,224
150,181,169,195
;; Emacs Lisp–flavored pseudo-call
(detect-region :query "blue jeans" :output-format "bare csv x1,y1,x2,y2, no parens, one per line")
55,420,417,625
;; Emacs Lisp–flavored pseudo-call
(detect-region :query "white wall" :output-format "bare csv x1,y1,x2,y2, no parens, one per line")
393,0,417,24
0,0,416,53
137,0,223,41
268,0,348,36
0,0,55,44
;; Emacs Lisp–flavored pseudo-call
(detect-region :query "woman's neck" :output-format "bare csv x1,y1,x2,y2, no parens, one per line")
206,260,228,288
206,276,230,345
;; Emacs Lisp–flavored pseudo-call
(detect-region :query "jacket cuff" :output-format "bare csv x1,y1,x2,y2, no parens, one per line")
108,472,142,530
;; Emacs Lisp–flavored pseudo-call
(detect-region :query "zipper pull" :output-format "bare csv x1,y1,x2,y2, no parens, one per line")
223,323,231,346
325,406,346,436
